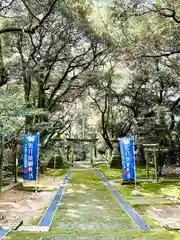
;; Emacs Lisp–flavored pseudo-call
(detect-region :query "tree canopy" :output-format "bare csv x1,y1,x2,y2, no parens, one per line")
0,0,180,169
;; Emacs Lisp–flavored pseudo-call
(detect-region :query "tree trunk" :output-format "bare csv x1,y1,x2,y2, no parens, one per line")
101,112,113,150
24,74,33,133
110,141,121,168
67,145,70,162
0,37,8,87
167,114,176,165
37,77,47,122
107,148,113,161
0,146,4,195
12,144,18,183
94,145,97,158
167,136,175,166
137,145,146,165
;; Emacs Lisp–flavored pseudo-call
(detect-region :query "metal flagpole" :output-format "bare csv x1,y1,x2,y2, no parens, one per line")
82,92,85,140
132,119,138,195
132,125,140,196
35,133,40,194
133,136,137,190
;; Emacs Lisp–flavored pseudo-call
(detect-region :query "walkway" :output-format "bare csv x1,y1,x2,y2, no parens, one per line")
7,168,151,240
51,170,137,233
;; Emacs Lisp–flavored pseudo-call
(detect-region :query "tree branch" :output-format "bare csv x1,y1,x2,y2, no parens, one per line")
20,0,40,22
159,8,180,24
0,0,58,35
0,0,15,12
128,49,180,59
0,37,8,87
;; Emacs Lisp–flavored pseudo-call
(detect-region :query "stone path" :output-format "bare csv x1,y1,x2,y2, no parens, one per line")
127,197,178,206
7,232,167,240
148,205,180,229
7,169,158,240
51,170,137,233
73,161,93,169
40,235,153,240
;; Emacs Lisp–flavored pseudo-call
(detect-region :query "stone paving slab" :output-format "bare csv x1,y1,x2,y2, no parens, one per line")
18,226,50,232
147,205,180,228
73,162,93,169
40,234,155,240
5,233,158,240
127,197,178,205
111,178,180,183
42,236,137,240
163,221,180,230
1,182,20,192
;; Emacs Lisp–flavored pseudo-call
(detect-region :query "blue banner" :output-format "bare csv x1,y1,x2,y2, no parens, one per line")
119,136,135,181
23,133,39,180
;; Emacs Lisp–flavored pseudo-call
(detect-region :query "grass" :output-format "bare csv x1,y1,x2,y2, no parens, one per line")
97,167,122,180
98,166,180,199
6,228,180,239
134,204,161,228
111,181,180,201
14,167,69,192
44,167,68,177
97,166,180,230
136,166,156,178
98,166,156,180
29,215,43,226
138,181,180,199
70,170,102,185
15,185,57,192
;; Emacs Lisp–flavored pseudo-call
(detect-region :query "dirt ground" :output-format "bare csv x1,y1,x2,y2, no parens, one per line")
147,205,180,227
0,175,63,228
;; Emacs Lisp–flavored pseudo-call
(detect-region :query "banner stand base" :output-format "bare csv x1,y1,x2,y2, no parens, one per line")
121,180,135,185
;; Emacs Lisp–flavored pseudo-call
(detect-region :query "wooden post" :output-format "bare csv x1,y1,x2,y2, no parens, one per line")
145,149,149,178
54,155,56,170
71,143,75,165
94,144,97,158
81,93,86,140
90,141,93,165
67,145,70,162
154,147,158,182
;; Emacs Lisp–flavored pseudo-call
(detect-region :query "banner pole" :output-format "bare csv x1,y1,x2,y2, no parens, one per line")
133,136,137,190
118,138,124,182
36,133,40,194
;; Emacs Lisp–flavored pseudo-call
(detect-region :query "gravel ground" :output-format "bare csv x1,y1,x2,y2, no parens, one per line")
0,175,63,227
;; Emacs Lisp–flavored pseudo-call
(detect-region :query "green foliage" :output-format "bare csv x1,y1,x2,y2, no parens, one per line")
98,166,122,180
156,0,163,7
45,168,68,177
0,86,47,142
65,0,93,19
